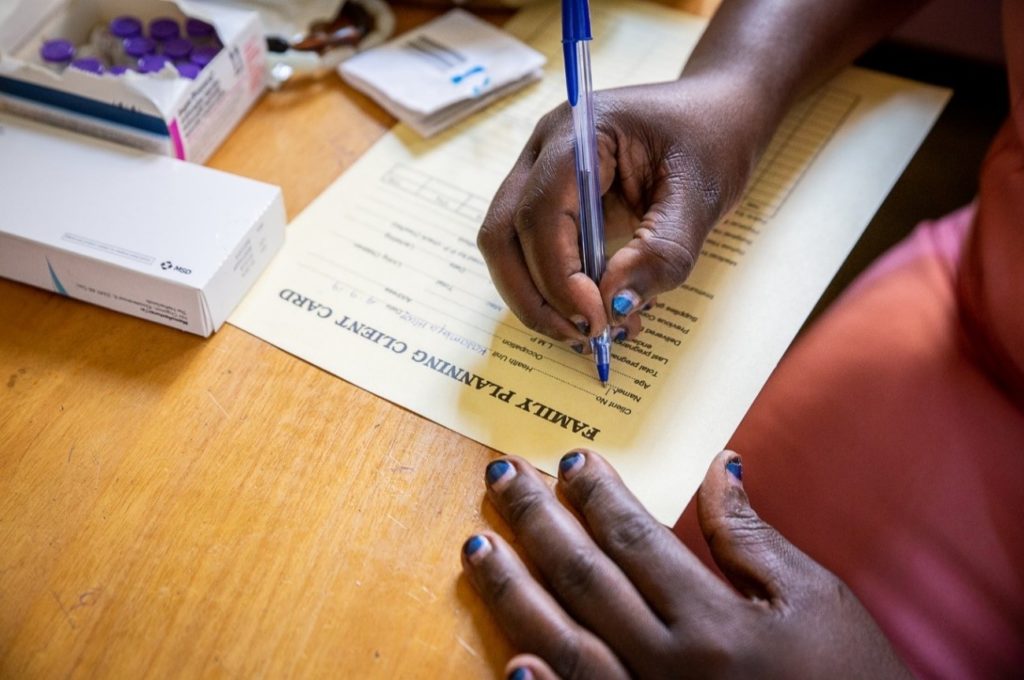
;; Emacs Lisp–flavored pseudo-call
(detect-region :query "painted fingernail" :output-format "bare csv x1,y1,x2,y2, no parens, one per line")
611,291,638,317
559,450,585,479
571,342,585,353
726,456,743,483
572,316,590,336
508,668,532,680
463,534,491,564
485,459,516,489
613,327,628,343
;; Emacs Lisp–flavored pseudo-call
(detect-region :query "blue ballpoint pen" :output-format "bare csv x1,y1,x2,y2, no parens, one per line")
562,0,611,385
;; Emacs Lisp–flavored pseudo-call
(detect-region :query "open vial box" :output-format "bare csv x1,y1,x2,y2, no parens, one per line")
0,0,268,162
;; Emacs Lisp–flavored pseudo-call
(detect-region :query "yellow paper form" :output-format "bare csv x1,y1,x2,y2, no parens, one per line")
231,0,950,524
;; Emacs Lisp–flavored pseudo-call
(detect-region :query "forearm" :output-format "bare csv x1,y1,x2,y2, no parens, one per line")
679,0,928,148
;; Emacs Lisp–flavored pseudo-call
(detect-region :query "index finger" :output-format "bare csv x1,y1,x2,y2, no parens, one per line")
479,150,584,342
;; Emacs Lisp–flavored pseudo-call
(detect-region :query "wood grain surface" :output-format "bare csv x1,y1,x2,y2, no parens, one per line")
0,2,712,676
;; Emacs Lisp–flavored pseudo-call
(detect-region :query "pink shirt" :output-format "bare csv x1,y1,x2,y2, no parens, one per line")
676,5,1023,676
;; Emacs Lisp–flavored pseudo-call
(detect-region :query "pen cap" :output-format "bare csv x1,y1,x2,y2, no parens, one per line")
561,0,592,42
561,0,592,106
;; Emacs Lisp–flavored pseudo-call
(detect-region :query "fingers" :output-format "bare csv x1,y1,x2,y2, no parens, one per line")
481,457,668,661
478,107,612,344
479,156,583,342
512,147,609,334
696,451,819,603
462,533,630,680
554,450,736,621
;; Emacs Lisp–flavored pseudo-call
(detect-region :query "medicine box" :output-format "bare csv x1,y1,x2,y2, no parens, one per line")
0,112,286,337
0,0,267,163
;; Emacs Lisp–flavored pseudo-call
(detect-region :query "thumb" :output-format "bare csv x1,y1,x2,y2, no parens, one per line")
696,451,816,603
599,190,704,320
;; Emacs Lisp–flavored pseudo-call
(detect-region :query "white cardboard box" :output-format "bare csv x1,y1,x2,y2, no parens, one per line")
0,112,286,336
0,0,267,162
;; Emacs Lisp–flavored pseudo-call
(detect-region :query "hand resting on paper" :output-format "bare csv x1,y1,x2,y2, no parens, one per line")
476,77,761,348
460,450,909,679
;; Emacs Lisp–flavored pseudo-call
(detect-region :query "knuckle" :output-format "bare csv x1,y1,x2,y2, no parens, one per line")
637,231,697,290
476,220,501,255
512,200,542,238
549,627,586,680
569,470,610,512
549,545,600,600
605,510,661,555
516,309,546,334
705,511,763,554
479,562,515,607
502,486,550,528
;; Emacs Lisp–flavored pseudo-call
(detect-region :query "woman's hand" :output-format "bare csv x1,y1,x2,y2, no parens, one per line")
461,450,909,679
477,76,762,347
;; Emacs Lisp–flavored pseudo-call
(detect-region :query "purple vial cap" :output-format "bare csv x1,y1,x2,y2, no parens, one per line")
190,45,220,67
149,18,181,42
185,18,216,39
124,36,156,58
110,16,142,39
162,38,193,60
70,57,104,75
108,65,132,76
138,54,170,74
175,61,201,80
40,39,75,63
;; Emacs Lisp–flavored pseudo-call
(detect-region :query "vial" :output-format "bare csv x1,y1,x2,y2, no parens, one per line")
39,39,75,72
138,54,171,75
162,38,193,62
121,36,156,66
70,57,104,75
149,18,181,43
175,61,201,80
94,16,143,61
190,45,220,69
185,18,219,48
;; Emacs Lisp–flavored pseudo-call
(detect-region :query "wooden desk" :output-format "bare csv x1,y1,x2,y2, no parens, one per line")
0,2,714,676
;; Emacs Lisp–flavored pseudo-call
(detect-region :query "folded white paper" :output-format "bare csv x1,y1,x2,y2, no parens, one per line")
339,8,545,136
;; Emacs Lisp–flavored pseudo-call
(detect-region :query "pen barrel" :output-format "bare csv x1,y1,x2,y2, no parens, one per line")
570,41,606,286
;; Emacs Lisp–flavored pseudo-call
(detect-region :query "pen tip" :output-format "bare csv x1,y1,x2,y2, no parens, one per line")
598,363,610,384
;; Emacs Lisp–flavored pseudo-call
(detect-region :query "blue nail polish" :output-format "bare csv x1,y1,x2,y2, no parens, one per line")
726,458,743,481
508,668,530,680
575,319,590,335
571,342,584,353
559,451,583,475
486,459,511,485
614,328,627,343
612,294,634,317
464,535,486,557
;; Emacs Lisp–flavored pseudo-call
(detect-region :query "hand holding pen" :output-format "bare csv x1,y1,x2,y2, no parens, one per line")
477,10,762,371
